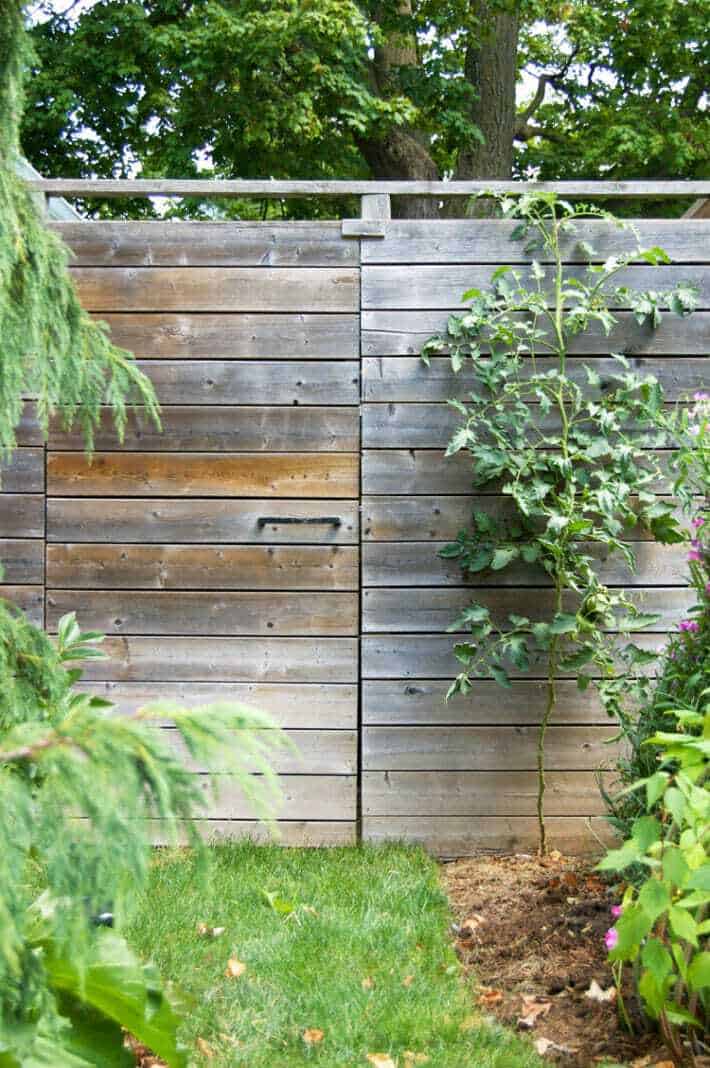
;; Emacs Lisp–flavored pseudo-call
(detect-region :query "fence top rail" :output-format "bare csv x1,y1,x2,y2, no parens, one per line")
27,178,710,200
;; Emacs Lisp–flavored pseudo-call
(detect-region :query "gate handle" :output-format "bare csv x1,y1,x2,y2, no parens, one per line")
257,516,342,528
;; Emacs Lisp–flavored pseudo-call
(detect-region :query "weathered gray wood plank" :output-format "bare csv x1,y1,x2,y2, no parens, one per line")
363,587,689,633
0,496,45,538
46,590,358,636
362,816,615,855
148,819,357,847
47,499,358,544
363,310,710,356
162,730,356,776
54,221,357,267
81,681,357,728
98,313,358,359
362,355,710,403
194,775,356,821
363,265,710,310
50,406,358,453
362,771,609,816
47,544,358,590
0,450,44,493
362,541,688,588
362,678,606,726
361,633,665,679
0,586,43,625
362,219,710,265
73,267,359,313
47,453,359,498
0,540,44,584
79,637,358,683
137,360,360,406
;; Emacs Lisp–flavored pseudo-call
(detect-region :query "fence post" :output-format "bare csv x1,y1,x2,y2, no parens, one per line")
342,192,391,238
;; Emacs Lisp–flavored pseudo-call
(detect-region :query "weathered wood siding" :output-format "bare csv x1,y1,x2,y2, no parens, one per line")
44,221,361,845
360,218,707,856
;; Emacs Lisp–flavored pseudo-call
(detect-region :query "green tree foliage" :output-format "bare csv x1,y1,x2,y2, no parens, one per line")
421,193,697,852
23,0,710,219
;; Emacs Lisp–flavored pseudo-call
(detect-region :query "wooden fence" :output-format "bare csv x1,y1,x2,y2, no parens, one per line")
3,181,709,854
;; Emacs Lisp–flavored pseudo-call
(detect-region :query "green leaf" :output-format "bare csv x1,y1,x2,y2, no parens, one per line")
663,847,690,888
548,613,578,635
597,839,642,872
632,815,662,851
645,772,669,808
641,938,673,985
668,905,698,946
637,878,670,923
687,951,710,992
490,547,518,570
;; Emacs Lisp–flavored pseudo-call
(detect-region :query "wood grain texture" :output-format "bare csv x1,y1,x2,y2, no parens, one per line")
80,681,357,728
98,313,358,359
0,450,44,493
47,453,359,498
0,540,44,584
194,775,356,821
362,310,710,356
46,590,358,636
0,586,43,625
362,678,607,726
73,267,359,313
47,544,359,590
362,541,688,588
362,219,710,265
0,496,45,538
363,355,710,403
137,360,360,406
50,406,359,453
161,730,356,776
47,499,358,544
55,221,358,267
362,816,615,856
362,771,610,816
147,819,356,846
79,637,358,683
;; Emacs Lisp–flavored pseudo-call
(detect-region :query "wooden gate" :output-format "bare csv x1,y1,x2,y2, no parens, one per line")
2,190,708,853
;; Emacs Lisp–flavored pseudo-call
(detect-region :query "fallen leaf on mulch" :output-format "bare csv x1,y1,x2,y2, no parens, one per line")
124,1034,166,1067
477,988,503,1008
224,957,246,979
517,994,552,1030
458,913,485,940
197,923,225,939
366,1055,396,1068
585,978,617,1003
195,1037,215,1059
534,1036,576,1056
302,1028,325,1045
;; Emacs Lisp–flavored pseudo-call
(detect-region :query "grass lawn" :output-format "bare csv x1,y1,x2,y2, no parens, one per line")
128,842,543,1068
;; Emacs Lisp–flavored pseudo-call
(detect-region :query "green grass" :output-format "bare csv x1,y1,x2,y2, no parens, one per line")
127,842,543,1068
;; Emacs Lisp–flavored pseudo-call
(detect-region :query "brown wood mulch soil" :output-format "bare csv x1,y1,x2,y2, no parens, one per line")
443,852,704,1068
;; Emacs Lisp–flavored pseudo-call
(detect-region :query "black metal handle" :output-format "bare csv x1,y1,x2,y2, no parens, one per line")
257,516,342,528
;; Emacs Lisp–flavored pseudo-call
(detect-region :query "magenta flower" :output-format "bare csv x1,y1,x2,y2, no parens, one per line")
679,620,700,634
693,392,709,402
688,549,703,562
605,927,619,951
611,905,622,919
706,582,710,595
692,517,706,530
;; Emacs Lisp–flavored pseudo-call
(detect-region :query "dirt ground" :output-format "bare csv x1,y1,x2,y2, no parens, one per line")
443,853,676,1068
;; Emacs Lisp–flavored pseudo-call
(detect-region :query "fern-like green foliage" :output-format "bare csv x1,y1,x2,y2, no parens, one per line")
0,2,159,457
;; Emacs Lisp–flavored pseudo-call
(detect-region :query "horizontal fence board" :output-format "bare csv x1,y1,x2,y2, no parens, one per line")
79,637,358,683
0,586,43,625
47,544,358,590
363,725,617,771
47,498,358,544
47,453,359,498
194,775,356,821
98,313,359,359
362,771,609,816
0,449,44,493
0,540,44,584
362,310,710,356
362,633,665,680
80,681,357,729
361,494,677,542
55,221,357,267
73,267,359,313
148,819,357,847
162,730,356,776
362,678,606,726
362,219,710,265
362,816,614,855
362,541,687,587
49,406,359,453
46,590,358,636
362,355,709,403
363,264,710,310
0,495,45,538
137,360,360,406
363,587,687,633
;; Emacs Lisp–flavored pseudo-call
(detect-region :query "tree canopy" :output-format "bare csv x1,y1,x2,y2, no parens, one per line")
23,0,710,218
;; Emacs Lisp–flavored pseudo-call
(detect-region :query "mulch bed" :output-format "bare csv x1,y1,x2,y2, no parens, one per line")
443,852,675,1067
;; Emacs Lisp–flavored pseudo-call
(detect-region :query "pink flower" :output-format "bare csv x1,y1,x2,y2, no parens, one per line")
688,549,703,562
692,517,705,530
693,392,709,402
679,620,700,634
706,582,710,596
605,927,619,951
611,905,622,919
